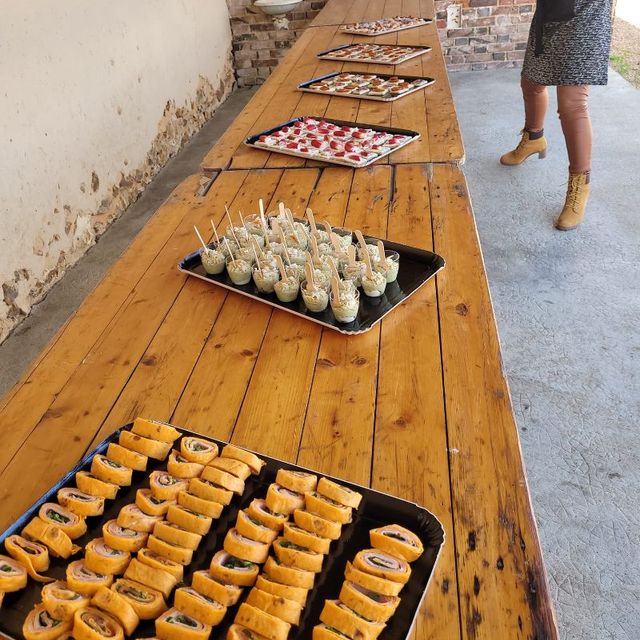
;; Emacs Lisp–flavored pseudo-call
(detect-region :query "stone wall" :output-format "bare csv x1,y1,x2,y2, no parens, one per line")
0,0,235,344
436,0,535,70
227,0,329,87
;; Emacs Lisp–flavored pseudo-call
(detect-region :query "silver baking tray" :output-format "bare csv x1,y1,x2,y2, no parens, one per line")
298,71,435,103
339,17,433,36
317,43,432,65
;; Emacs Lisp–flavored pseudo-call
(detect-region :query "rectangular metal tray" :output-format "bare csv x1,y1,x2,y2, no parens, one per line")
0,423,445,640
317,43,432,65
178,232,445,335
298,71,435,103
339,17,433,36
245,116,420,169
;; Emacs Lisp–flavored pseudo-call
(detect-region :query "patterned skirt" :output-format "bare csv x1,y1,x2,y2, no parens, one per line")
522,0,613,86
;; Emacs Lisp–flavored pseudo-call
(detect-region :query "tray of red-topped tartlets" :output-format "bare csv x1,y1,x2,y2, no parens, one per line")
316,43,431,65
245,117,419,168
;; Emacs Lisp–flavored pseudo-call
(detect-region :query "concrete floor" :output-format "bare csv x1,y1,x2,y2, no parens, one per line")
450,68,640,640
1,70,639,639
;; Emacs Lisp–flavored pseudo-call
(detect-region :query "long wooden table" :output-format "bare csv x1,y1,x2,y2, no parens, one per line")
201,21,464,172
311,0,436,27
0,165,557,639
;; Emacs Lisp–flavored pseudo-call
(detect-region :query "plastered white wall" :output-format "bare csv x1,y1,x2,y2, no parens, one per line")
0,0,234,342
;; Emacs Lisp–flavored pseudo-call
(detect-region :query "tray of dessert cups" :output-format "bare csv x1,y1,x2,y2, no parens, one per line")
298,71,435,103
245,117,420,169
178,201,445,336
316,43,432,66
338,16,433,36
0,418,445,640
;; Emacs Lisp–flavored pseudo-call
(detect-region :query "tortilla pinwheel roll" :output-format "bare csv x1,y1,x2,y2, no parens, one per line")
57,487,105,517
66,560,113,596
220,444,265,475
84,538,130,575
247,499,288,531
149,471,188,501
102,520,147,553
41,580,89,621
245,587,303,625
234,603,291,640
117,504,162,533
352,549,411,584
316,478,362,509
91,454,132,487
38,503,87,540
369,524,424,562
304,493,352,525
137,548,184,581
263,557,315,589
155,608,212,640
180,436,219,465
167,450,204,479
273,538,324,573
265,484,304,515
319,600,385,640
224,528,270,564
153,521,201,550
275,469,318,494
123,558,177,599
106,442,148,472
22,604,72,640
131,418,181,444
338,581,400,622
235,510,279,545
0,555,28,598
72,607,124,640
146,534,194,566
283,522,331,555
174,586,227,626
227,624,270,640
167,504,212,536
135,489,175,517
312,623,355,639
192,570,243,607
343,561,404,596
201,466,245,495
178,490,224,519
111,578,167,620
254,575,308,607
293,510,342,540
209,551,259,587
75,471,119,500
91,585,140,635
207,456,252,481
188,478,233,506
4,535,52,580
119,431,171,461
22,517,80,559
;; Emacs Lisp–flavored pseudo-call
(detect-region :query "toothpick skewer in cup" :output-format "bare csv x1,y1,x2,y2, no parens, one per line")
306,207,318,235
194,225,209,252
225,205,240,246
275,254,288,280
304,261,317,292
210,219,221,245
252,246,263,276
377,240,388,272
259,199,269,231
225,238,236,267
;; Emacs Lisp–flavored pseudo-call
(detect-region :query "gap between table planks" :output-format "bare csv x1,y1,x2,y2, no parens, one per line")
311,0,436,27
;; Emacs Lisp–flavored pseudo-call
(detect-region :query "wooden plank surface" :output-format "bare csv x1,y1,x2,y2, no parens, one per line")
0,165,556,640
201,22,463,172
311,0,436,27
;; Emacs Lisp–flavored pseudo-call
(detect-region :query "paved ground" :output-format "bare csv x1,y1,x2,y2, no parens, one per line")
1,70,639,640
450,68,640,640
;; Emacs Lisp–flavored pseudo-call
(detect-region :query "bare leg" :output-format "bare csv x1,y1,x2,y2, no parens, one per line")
557,85,592,174
521,76,549,132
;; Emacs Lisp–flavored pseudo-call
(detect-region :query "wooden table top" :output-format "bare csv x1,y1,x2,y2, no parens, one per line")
0,165,557,640
311,0,436,27
200,22,464,172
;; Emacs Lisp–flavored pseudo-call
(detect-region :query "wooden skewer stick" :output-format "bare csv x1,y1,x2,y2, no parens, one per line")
322,220,333,238
275,254,288,280
252,246,263,276
252,236,264,259
224,238,236,267
194,225,209,252
238,210,248,231
278,202,287,219
310,235,321,261
362,247,374,278
328,255,340,281
354,229,367,251
330,232,343,253
285,207,295,229
306,207,318,234
210,219,221,245
304,261,317,292
331,275,341,302
225,205,240,246
347,244,357,267
377,240,388,272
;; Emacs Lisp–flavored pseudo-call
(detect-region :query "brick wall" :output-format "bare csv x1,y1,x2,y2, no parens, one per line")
226,0,328,87
435,0,535,71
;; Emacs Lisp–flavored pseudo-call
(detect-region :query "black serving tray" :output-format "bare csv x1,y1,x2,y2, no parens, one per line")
0,423,445,640
298,71,436,102
317,43,432,65
178,231,445,335
245,116,420,169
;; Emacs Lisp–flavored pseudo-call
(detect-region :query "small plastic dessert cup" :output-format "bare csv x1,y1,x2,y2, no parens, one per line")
382,250,400,283
361,269,387,297
252,265,280,293
342,261,367,287
301,281,329,313
274,276,300,302
330,288,360,324
226,258,252,285
201,248,226,275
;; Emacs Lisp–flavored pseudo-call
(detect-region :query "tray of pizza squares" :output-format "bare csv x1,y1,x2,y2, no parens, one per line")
338,16,433,36
0,418,445,640
316,43,431,66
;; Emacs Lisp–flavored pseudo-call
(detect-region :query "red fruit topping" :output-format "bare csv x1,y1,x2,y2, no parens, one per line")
334,130,346,137
330,140,341,150
348,154,362,161
334,151,346,157
311,139,323,148
286,142,298,149
318,127,330,134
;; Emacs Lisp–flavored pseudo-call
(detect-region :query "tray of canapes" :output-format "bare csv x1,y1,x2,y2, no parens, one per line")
245,117,420,168
338,16,433,36
298,72,435,102
316,43,431,66
178,202,445,335
0,417,445,640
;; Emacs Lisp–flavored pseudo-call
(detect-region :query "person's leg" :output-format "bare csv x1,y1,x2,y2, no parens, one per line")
557,85,592,173
500,76,549,165
555,85,591,230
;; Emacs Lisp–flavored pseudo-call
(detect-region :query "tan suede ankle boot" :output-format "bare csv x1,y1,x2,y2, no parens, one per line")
555,172,591,231
500,130,548,166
